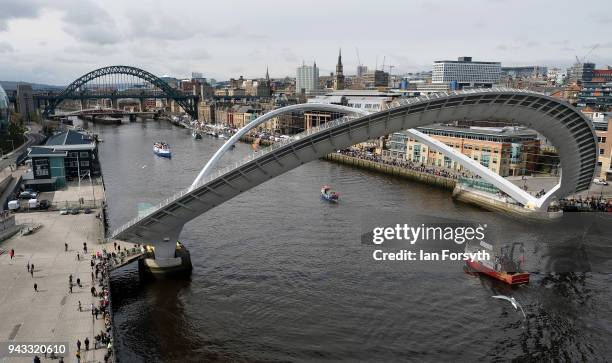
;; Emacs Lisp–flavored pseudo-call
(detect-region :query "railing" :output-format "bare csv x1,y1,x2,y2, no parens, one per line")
111,88,548,237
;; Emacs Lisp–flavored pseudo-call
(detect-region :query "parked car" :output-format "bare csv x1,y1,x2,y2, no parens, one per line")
38,200,51,210
18,190,38,199
59,209,68,215
69,208,80,215
594,178,609,186
8,200,20,211
83,208,92,214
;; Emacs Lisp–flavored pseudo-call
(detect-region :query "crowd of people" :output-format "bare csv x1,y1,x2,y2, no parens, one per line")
336,148,479,181
559,196,612,212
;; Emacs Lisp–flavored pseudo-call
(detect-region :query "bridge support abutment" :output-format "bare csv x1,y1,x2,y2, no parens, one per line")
111,98,118,110
139,230,192,277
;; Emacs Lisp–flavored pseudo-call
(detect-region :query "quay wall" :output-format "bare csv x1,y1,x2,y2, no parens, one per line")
324,153,456,191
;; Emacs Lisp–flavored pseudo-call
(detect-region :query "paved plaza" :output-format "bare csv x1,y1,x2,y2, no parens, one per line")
0,211,132,363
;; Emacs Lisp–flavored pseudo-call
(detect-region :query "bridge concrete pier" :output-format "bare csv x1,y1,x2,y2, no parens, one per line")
111,98,118,110
139,230,192,277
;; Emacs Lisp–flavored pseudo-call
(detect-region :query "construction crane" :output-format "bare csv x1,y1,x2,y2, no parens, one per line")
381,56,386,72
575,44,599,64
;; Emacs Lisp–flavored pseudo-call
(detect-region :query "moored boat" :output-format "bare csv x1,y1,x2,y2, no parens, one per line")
321,185,339,202
153,142,172,158
192,130,202,139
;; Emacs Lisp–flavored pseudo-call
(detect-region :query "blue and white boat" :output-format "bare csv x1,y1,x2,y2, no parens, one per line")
321,185,339,202
153,142,171,158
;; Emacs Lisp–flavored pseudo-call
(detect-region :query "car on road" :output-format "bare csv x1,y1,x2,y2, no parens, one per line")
69,208,80,215
593,178,609,186
83,208,92,214
59,209,68,215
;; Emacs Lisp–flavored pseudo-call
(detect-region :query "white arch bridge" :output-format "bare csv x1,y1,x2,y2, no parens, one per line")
110,88,597,266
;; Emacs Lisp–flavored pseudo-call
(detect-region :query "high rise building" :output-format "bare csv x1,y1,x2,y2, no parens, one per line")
357,65,368,78
334,49,345,90
296,61,320,95
432,56,501,88
0,84,9,132
568,62,595,85
16,84,35,122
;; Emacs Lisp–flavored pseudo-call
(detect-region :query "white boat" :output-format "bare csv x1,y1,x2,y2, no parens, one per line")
153,142,172,158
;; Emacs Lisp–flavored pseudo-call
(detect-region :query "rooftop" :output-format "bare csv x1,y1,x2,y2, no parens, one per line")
27,146,68,157
46,129,95,146
415,124,538,139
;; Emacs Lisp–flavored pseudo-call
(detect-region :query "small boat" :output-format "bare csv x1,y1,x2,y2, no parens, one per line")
321,185,339,202
465,242,529,285
218,133,228,139
153,142,172,158
192,130,202,140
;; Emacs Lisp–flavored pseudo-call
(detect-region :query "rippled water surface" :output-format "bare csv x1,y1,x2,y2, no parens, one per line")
82,119,612,362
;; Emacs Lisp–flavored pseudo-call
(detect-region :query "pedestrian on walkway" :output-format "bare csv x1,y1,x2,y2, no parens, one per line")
9,248,14,259
83,242,87,254
76,339,81,352
113,242,117,250
69,282,72,294
33,355,40,363
64,242,68,252
33,283,37,292
69,274,73,284
75,350,80,363
90,260,94,269
76,278,81,288
91,271,94,282
77,253,80,261
84,337,89,351
78,301,82,311
94,308,99,320
30,267,34,278
27,261,30,272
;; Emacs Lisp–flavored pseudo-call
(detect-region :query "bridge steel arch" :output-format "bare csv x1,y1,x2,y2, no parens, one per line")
111,89,597,261
43,65,199,119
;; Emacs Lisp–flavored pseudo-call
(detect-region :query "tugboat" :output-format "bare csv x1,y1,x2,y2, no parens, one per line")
153,142,172,158
192,130,202,140
320,185,339,202
465,241,529,285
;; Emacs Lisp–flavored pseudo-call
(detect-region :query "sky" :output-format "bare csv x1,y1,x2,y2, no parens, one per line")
0,0,611,85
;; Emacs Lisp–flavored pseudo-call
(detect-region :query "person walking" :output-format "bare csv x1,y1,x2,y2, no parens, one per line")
64,242,68,252
78,301,82,312
83,242,87,254
84,337,89,351
27,261,30,272
33,283,37,292
76,339,81,352
69,282,72,294
9,248,14,259
94,308,99,320
75,350,80,363
91,271,94,282
30,267,34,278
90,260,94,269
77,253,80,261
76,278,81,288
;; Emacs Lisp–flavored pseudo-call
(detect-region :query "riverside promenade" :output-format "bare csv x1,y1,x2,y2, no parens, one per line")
0,210,134,363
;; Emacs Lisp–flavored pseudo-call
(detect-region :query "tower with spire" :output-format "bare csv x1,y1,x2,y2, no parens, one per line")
334,48,345,90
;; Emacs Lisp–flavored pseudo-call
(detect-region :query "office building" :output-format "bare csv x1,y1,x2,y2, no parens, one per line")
0,85,9,132
501,66,547,79
16,84,35,122
357,65,368,78
568,62,595,84
296,61,320,95
389,125,539,177
596,117,612,180
432,56,501,88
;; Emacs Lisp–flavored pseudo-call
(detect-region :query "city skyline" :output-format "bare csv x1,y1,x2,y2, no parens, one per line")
1,0,612,85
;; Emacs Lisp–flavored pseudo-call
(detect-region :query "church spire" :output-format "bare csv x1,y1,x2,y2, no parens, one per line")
334,48,345,90
266,66,270,81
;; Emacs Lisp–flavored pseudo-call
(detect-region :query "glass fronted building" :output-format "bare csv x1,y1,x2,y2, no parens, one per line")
0,84,10,132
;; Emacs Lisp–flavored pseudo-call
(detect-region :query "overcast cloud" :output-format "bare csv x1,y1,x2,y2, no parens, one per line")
0,0,611,85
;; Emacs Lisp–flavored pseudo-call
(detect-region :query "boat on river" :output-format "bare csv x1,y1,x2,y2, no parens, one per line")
465,241,529,285
321,185,339,202
153,142,171,158
192,130,202,140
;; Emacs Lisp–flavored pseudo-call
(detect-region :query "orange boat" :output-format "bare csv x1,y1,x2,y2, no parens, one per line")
465,242,529,285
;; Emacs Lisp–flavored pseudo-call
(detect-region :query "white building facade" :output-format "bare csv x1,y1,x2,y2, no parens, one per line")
296,62,320,95
432,56,501,88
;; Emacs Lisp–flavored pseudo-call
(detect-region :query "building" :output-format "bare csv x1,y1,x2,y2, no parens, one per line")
577,81,612,110
432,56,501,88
568,62,595,85
501,66,547,79
0,84,9,133
16,84,35,122
547,67,566,85
296,61,320,95
26,130,99,189
596,116,612,180
357,65,368,78
334,49,345,90
390,125,539,177
362,70,389,89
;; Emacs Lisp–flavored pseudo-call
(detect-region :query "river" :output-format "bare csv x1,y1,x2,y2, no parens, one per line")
78,118,612,362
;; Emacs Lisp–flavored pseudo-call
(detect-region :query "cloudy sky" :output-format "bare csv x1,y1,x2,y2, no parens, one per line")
0,0,611,85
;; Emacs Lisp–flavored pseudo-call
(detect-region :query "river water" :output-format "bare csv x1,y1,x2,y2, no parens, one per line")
79,119,612,362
